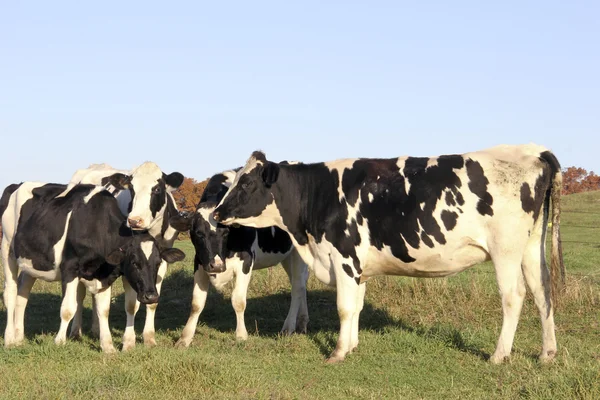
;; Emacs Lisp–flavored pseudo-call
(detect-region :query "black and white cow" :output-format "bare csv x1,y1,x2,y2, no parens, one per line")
0,181,185,353
68,162,189,350
213,144,565,364
175,169,309,347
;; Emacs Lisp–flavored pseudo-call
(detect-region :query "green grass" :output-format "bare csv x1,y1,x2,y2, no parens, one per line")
1,192,600,399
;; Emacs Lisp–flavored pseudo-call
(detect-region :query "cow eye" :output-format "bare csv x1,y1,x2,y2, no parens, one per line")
153,187,161,194
241,183,248,190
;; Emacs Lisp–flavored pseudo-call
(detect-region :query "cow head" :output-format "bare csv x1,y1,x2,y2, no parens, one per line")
190,205,229,274
107,234,185,304
189,170,237,274
213,151,282,228
104,162,184,230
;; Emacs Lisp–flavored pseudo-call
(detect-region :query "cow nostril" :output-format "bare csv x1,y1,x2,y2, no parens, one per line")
213,211,220,221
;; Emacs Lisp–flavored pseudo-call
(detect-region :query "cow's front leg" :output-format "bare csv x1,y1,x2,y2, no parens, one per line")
143,260,168,347
350,281,366,353
175,268,210,348
2,241,18,347
93,286,116,353
232,261,253,341
14,272,37,345
122,277,140,351
326,260,361,364
281,251,309,334
55,277,80,346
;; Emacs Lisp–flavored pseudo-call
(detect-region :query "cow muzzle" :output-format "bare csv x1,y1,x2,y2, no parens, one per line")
127,217,146,230
138,292,159,304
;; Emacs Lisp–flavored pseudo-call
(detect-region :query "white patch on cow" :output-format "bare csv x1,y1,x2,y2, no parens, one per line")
324,159,357,202
220,155,264,206
17,257,61,281
368,193,374,203
55,184,77,198
197,207,218,232
396,157,410,194
141,241,154,261
213,254,224,266
51,210,73,272
426,158,438,168
80,278,105,294
221,170,237,187
83,186,105,204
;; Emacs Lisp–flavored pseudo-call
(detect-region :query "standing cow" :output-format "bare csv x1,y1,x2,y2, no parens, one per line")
1,181,185,352
175,169,308,347
68,162,189,350
213,144,565,363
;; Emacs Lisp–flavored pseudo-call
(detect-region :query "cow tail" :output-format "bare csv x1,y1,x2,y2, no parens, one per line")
540,151,565,308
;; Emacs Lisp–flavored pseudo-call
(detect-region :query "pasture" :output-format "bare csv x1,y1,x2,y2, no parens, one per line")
1,191,599,399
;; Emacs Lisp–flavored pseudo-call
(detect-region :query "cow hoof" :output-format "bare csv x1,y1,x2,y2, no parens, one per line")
143,332,157,348
54,337,67,346
490,353,509,365
102,345,117,354
174,339,191,349
235,332,249,341
69,331,82,341
540,350,557,363
122,341,136,352
325,355,345,364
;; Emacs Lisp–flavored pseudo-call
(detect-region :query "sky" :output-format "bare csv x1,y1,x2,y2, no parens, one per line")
1,1,598,191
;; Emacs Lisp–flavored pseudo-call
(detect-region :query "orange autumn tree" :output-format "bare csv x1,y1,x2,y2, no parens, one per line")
173,177,209,213
562,167,600,195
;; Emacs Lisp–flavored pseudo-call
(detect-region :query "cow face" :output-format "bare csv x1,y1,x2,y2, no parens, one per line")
214,152,282,228
106,162,184,230
190,205,229,273
107,235,185,304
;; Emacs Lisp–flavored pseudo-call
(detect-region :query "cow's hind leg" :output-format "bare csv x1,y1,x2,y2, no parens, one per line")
281,251,309,334
349,281,366,353
490,253,527,364
2,238,18,347
55,278,80,346
522,233,557,363
143,260,168,347
69,281,86,340
175,268,210,348
231,262,252,341
122,277,140,351
14,272,36,344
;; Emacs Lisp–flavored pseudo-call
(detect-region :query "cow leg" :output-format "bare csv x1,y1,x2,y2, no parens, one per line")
349,281,366,353
14,272,36,345
2,239,18,347
143,260,168,347
122,277,140,351
327,259,360,363
522,234,557,363
93,286,116,353
55,278,80,346
490,256,527,364
69,281,86,340
232,262,252,341
281,251,309,334
175,268,210,348
90,296,100,337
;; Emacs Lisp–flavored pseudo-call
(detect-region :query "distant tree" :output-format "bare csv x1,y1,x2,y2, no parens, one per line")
173,177,208,213
562,167,600,195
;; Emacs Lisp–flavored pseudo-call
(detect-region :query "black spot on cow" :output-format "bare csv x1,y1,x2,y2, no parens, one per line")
420,231,434,248
520,167,551,222
465,159,494,216
445,191,456,206
342,263,353,278
441,210,458,231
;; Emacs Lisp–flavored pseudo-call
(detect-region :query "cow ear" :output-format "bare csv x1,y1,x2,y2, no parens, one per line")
106,248,125,266
168,213,193,232
164,172,184,192
103,173,131,190
161,248,186,263
261,162,280,187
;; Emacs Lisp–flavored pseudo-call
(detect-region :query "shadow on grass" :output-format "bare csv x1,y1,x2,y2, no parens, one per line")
0,269,488,361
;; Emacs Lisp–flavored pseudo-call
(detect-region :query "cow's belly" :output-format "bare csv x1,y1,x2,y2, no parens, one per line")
253,249,291,270
17,257,61,281
363,236,490,278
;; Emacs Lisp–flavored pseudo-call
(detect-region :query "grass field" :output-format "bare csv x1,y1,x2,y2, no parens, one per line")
1,192,599,399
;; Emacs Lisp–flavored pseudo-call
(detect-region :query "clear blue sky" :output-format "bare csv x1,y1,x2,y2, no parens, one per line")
1,1,598,191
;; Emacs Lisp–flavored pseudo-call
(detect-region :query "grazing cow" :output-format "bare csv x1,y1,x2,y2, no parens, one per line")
68,162,189,350
175,169,309,347
1,181,185,352
213,144,565,363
